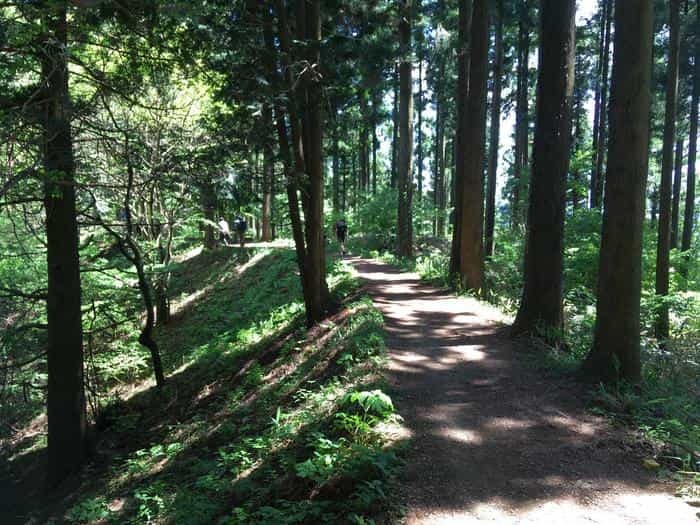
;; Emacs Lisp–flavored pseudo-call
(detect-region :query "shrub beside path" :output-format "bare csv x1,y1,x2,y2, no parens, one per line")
351,257,698,525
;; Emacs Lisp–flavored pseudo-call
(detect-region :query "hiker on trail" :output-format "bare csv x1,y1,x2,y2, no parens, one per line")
218,217,231,246
233,214,247,247
334,218,347,256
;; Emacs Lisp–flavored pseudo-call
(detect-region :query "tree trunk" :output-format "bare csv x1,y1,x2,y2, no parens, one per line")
449,0,472,274
670,138,683,249
416,57,424,201
457,0,488,291
511,0,576,339
590,0,612,209
435,79,447,237
511,2,531,229
485,0,503,258
583,0,652,383
391,64,400,188
682,0,699,256
654,0,681,340
371,90,379,194
132,244,165,389
200,178,217,250
397,0,414,258
302,0,330,321
262,104,274,242
332,104,341,213
42,2,87,488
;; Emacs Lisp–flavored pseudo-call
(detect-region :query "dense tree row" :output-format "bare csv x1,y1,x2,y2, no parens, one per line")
1,0,698,488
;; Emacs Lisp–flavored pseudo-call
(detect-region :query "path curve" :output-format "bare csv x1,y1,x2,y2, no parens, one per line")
351,257,698,525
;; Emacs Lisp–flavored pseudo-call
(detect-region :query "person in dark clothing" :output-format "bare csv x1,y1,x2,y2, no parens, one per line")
233,215,247,247
334,218,347,255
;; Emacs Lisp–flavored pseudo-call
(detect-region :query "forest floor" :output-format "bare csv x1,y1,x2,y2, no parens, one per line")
350,257,700,524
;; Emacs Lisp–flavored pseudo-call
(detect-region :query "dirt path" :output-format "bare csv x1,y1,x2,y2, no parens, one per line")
351,257,698,525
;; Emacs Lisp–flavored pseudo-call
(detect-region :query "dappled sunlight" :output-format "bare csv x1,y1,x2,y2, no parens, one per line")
350,257,698,525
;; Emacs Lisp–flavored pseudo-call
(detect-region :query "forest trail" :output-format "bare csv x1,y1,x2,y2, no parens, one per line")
350,257,699,525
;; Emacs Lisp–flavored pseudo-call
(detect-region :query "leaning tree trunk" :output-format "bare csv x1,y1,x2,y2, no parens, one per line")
655,0,681,341
457,0,488,291
485,0,503,258
511,0,576,340
397,0,414,258
583,0,652,383
42,1,87,488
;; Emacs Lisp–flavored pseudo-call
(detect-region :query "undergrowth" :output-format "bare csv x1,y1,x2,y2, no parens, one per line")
41,249,406,524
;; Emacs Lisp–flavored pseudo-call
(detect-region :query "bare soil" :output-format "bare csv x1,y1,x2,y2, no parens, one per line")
351,257,699,524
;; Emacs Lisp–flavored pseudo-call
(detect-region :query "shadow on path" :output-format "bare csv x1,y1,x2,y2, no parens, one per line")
350,257,698,524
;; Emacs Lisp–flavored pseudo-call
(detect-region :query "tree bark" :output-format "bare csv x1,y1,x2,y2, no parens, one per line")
262,104,274,242
682,0,699,256
511,0,576,339
670,138,683,249
416,56,424,201
511,1,531,229
654,0,681,340
457,0,488,291
200,178,217,250
583,0,652,383
449,0,472,274
485,0,503,258
397,0,414,258
434,76,447,237
391,64,399,188
42,1,87,487
590,0,613,209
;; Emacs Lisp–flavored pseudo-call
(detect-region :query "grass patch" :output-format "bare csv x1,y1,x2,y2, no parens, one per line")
29,249,405,524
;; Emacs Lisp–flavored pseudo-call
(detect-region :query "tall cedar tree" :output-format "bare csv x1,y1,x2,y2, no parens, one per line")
397,0,414,257
272,0,329,325
682,0,699,258
262,104,274,242
485,0,504,258
590,0,613,209
449,0,471,274
583,0,653,383
670,138,683,249
42,2,87,486
511,0,576,338
511,0,530,229
655,0,681,340
456,0,488,290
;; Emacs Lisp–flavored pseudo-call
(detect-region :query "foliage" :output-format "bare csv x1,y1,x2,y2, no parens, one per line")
45,251,405,524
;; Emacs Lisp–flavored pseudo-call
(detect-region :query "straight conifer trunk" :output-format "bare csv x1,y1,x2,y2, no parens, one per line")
42,2,87,487
262,104,274,242
391,65,399,188
682,0,699,255
456,0,488,290
590,0,613,209
485,0,503,258
512,0,575,338
511,2,530,229
655,0,681,340
670,138,683,249
449,0,471,274
397,0,414,258
583,0,652,383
